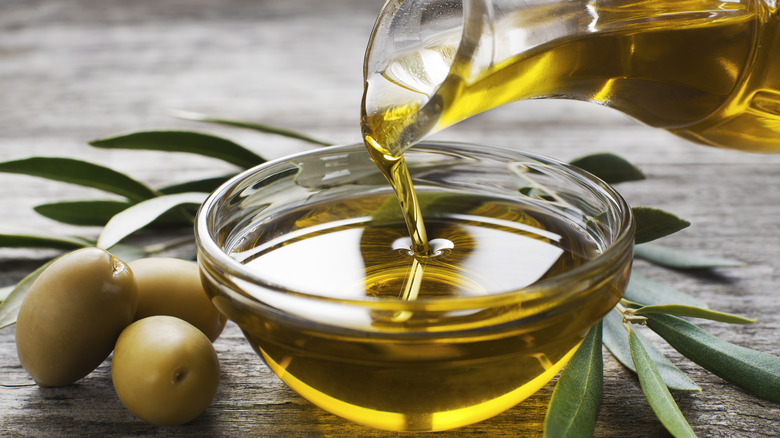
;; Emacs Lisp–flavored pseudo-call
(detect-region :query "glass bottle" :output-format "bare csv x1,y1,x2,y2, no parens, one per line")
362,0,780,155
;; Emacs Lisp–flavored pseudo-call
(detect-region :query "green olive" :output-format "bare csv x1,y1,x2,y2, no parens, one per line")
15,247,137,387
112,315,220,426
128,257,226,342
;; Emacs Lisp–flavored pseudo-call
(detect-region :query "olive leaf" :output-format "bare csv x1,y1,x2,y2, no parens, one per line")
632,207,691,244
632,305,756,325
159,175,236,194
0,224,94,250
33,200,198,228
603,310,700,392
0,157,159,202
634,243,746,269
544,323,603,438
168,109,333,146
89,130,266,169
0,286,12,303
623,273,708,308
97,192,208,249
0,258,57,329
645,314,780,403
569,153,645,184
34,200,134,226
627,325,698,438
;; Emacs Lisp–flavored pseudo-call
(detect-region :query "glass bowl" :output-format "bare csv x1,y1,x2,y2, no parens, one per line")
195,142,634,432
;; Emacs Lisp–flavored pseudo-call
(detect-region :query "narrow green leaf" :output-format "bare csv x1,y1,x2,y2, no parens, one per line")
0,258,58,328
168,109,333,146
34,200,197,228
569,153,645,184
544,323,603,438
97,192,207,249
603,310,701,392
0,157,158,202
159,175,234,194
0,224,94,250
603,309,635,368
633,207,691,244
89,130,265,169
634,305,756,325
34,200,134,226
628,326,697,438
646,314,780,403
0,286,12,303
634,242,746,269
624,273,708,308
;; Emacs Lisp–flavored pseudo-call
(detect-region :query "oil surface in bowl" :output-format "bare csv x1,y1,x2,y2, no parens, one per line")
233,191,597,300
217,190,627,431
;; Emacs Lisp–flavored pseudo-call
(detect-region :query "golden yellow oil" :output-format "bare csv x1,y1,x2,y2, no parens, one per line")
212,190,629,431
362,0,780,154
364,136,432,259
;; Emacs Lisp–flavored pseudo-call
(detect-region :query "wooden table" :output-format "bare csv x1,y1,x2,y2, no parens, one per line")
1,0,779,436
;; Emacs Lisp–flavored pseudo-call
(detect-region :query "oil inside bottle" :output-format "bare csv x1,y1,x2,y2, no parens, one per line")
363,0,780,154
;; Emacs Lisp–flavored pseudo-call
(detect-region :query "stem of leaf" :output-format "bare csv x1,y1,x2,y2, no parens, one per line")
616,301,648,326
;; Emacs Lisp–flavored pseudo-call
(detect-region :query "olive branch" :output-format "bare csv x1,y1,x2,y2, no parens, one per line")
0,112,778,437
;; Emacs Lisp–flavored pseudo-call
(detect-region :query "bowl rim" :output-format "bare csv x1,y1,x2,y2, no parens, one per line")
195,141,635,311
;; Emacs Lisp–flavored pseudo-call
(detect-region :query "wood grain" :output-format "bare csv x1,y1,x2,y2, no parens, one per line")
1,0,779,436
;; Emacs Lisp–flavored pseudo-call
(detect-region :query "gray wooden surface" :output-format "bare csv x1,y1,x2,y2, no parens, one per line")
1,0,779,436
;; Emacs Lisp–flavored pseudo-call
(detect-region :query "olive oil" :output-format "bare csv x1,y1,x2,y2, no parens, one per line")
220,190,625,431
231,192,600,301
364,138,431,256
362,0,780,154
